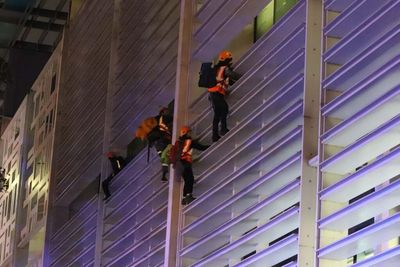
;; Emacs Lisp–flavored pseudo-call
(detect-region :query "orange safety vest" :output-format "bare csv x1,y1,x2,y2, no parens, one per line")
208,66,228,95
180,139,193,163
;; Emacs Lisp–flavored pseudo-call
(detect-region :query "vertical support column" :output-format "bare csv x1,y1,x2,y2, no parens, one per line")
298,0,322,266
93,0,120,266
164,0,193,266
42,36,69,267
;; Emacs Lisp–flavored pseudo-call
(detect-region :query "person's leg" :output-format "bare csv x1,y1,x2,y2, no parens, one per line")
220,97,229,135
102,175,113,200
210,93,222,142
160,144,171,182
212,115,220,141
181,161,195,205
182,162,189,195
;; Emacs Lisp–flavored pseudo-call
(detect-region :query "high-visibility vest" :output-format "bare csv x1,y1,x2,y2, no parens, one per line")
208,66,228,95
181,138,193,163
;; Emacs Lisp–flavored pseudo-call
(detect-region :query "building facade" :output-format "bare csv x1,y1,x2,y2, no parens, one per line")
0,97,30,267
0,0,399,266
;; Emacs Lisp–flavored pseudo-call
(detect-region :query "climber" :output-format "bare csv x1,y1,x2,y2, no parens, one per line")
135,106,174,182
102,152,126,200
154,107,173,182
176,126,209,205
208,50,240,142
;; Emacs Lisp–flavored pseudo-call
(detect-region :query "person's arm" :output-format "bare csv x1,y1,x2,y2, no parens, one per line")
191,140,210,151
225,67,241,85
117,156,126,168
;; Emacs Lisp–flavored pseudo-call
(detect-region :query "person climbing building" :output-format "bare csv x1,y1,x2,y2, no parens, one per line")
178,126,209,205
155,107,173,182
136,106,174,182
102,152,126,200
208,51,240,142
0,168,8,192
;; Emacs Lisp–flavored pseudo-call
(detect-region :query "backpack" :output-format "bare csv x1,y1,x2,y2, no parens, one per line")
168,139,183,166
198,62,217,88
147,127,162,144
135,117,158,140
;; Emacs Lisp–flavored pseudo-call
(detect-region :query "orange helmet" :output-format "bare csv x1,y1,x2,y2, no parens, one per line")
180,126,191,136
218,51,232,61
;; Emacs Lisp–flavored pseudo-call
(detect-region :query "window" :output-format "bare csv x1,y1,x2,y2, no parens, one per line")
14,126,19,139
254,1,274,41
7,194,12,220
34,99,40,117
275,0,298,21
254,0,299,42
51,73,57,94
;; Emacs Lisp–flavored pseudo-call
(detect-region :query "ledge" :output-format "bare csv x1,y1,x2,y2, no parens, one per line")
325,0,353,12
181,179,301,257
193,0,275,60
190,207,299,266
351,245,400,267
320,146,400,202
323,24,400,92
185,126,303,215
325,0,399,65
320,115,400,175
232,234,298,267
322,86,400,147
322,54,400,118
182,152,301,235
318,212,400,260
131,242,165,267
319,178,400,231
181,155,301,254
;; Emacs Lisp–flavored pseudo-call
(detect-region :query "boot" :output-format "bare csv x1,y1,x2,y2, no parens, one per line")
220,118,229,136
182,194,196,205
220,128,230,136
212,118,220,142
212,135,221,142
102,180,111,200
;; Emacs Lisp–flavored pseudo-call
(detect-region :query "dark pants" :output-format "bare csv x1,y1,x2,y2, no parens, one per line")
210,92,229,138
102,174,114,198
155,138,170,179
181,160,194,195
155,137,169,155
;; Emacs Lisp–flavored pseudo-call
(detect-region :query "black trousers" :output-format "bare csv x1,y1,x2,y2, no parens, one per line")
155,137,169,154
102,174,114,197
181,160,194,195
210,92,229,137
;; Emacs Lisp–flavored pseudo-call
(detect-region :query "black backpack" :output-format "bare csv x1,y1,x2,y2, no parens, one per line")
198,62,217,88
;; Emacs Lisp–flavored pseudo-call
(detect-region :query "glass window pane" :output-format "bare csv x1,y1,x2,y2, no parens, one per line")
255,1,274,41
275,0,298,21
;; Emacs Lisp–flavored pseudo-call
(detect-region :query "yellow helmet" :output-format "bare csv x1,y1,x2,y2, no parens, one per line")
218,51,232,61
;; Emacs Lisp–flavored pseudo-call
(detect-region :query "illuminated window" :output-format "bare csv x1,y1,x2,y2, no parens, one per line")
254,1,274,41
254,0,299,42
275,0,298,21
